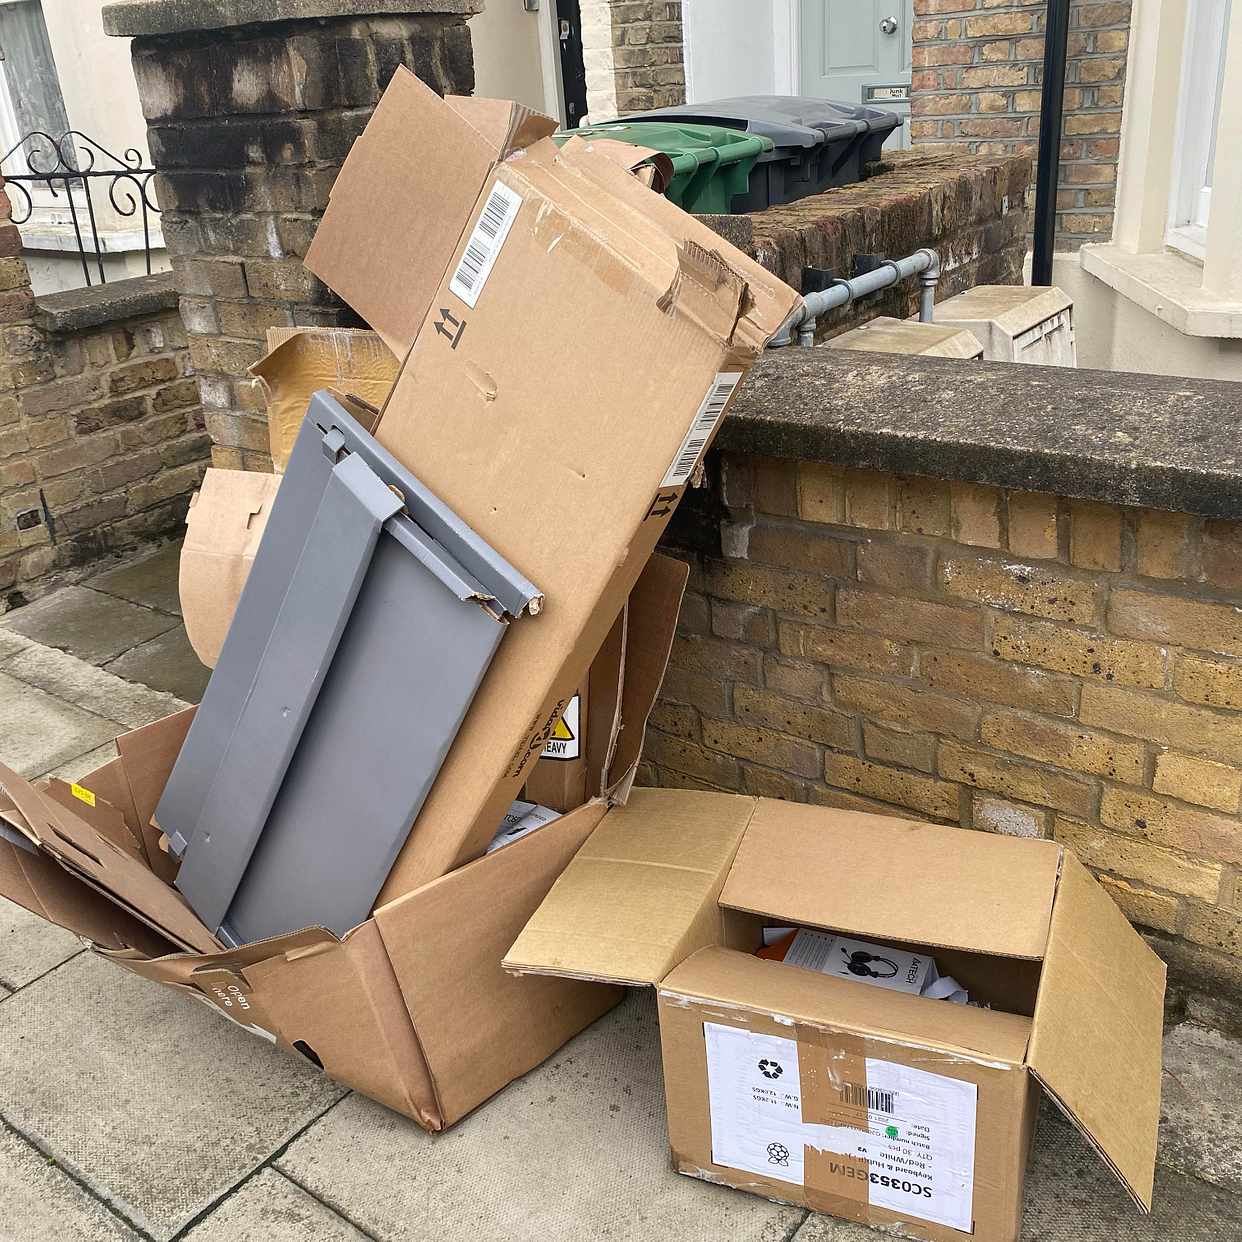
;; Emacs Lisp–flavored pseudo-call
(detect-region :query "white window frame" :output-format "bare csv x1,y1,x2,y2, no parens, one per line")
1166,0,1232,259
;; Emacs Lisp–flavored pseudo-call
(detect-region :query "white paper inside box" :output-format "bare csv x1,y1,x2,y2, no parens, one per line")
0,555,686,1131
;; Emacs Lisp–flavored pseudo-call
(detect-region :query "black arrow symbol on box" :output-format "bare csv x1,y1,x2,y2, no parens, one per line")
435,308,465,348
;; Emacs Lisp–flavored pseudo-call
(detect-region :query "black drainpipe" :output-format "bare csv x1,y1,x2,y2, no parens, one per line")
1032,0,1071,285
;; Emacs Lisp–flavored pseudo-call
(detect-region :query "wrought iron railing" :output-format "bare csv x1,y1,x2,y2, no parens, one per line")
0,130,161,288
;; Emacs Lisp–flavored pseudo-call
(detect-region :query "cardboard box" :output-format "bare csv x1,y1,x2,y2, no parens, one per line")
0,555,687,1130
251,327,401,472
305,68,800,901
505,792,1166,1240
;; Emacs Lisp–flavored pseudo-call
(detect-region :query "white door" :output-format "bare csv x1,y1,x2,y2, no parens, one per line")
799,0,914,148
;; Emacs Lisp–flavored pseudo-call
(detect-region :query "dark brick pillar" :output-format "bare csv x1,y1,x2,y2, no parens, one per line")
104,1,481,470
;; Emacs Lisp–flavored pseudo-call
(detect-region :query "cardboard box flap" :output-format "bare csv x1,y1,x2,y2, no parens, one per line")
115,707,195,883
664,946,1034,1067
444,94,556,161
376,801,619,1127
574,136,675,193
250,328,400,472
504,789,757,986
0,761,218,955
304,68,502,356
1028,853,1165,1211
0,829,176,958
720,800,1061,960
606,554,689,791
181,471,282,667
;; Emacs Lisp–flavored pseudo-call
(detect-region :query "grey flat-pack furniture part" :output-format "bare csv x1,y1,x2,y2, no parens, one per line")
157,393,541,947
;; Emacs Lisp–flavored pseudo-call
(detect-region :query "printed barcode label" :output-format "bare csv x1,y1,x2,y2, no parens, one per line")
449,180,523,308
841,1082,896,1114
661,371,742,487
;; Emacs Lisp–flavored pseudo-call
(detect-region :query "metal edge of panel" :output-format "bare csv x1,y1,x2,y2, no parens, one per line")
307,392,543,620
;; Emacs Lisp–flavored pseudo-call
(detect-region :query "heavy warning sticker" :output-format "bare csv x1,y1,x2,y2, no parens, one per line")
542,694,580,761
704,1023,976,1232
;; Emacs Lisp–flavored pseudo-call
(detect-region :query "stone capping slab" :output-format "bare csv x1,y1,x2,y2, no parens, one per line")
721,348,1242,521
103,0,482,38
34,272,180,335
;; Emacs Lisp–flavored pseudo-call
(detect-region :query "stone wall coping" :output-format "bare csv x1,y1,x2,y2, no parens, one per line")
103,0,482,37
721,348,1242,520
34,272,180,335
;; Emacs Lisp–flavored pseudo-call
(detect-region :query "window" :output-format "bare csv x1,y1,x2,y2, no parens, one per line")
1167,0,1232,259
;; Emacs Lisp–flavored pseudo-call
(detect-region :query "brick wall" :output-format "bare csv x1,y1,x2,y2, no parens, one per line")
911,0,1130,248
709,147,1031,329
649,454,1242,1029
128,13,476,471
580,0,685,121
0,180,205,608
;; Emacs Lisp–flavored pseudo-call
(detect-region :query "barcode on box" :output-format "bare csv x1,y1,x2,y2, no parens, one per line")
661,372,742,488
449,180,523,308
841,1082,896,1114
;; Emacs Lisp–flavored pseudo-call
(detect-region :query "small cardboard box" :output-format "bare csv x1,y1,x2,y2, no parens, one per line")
0,555,687,1130
505,791,1166,1241
305,68,799,901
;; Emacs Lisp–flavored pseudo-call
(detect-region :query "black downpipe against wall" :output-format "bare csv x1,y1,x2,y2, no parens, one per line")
1032,0,1071,285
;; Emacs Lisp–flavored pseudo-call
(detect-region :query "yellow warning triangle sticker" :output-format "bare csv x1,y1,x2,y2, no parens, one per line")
550,715,575,742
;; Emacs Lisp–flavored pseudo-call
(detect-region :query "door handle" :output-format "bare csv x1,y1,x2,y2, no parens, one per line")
879,16,899,34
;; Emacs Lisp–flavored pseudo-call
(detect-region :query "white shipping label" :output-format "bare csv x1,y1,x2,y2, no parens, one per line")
704,1023,976,1232
661,372,743,488
542,694,580,761
449,180,523,308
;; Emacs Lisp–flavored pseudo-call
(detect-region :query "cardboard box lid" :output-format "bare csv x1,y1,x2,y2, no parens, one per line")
720,799,1061,960
304,69,556,356
504,789,755,986
1027,853,1166,1211
662,946,1033,1067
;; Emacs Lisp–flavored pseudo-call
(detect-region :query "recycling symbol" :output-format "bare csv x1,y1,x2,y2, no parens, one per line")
767,1141,790,1166
758,1058,783,1080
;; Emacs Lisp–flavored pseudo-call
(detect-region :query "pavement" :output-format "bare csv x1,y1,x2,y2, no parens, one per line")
0,541,1239,1241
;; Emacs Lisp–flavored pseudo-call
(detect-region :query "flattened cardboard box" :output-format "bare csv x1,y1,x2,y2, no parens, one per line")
0,554,687,1131
506,792,1166,1241
306,68,800,901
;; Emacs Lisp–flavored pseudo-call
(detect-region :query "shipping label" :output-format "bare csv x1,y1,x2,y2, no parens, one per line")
449,180,523,308
661,372,742,488
704,1023,976,1232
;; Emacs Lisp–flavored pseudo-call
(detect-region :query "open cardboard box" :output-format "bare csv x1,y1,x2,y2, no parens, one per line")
505,791,1166,1241
0,554,687,1130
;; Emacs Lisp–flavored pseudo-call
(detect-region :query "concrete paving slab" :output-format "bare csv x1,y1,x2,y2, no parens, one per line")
278,993,804,1242
3,638,187,729
0,1122,139,1241
181,1168,370,1242
0,669,125,778
105,624,210,704
0,952,348,1239
0,896,84,991
0,585,179,664
40,740,121,784
86,543,183,616
0,628,31,663
1158,1021,1242,1192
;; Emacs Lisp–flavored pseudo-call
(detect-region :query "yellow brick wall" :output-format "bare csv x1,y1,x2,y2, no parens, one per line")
646,453,1242,1023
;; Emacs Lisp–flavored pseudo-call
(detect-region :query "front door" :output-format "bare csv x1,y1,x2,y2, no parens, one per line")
799,0,915,149
556,0,588,129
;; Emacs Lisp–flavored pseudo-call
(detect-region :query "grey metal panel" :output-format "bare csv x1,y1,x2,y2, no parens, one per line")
156,395,539,944
173,450,404,931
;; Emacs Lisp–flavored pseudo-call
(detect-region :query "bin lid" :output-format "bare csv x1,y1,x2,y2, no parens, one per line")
559,121,771,162
620,95,901,149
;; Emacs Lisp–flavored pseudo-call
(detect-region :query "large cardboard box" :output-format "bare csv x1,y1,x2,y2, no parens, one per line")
0,555,687,1130
505,791,1166,1240
305,69,799,901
